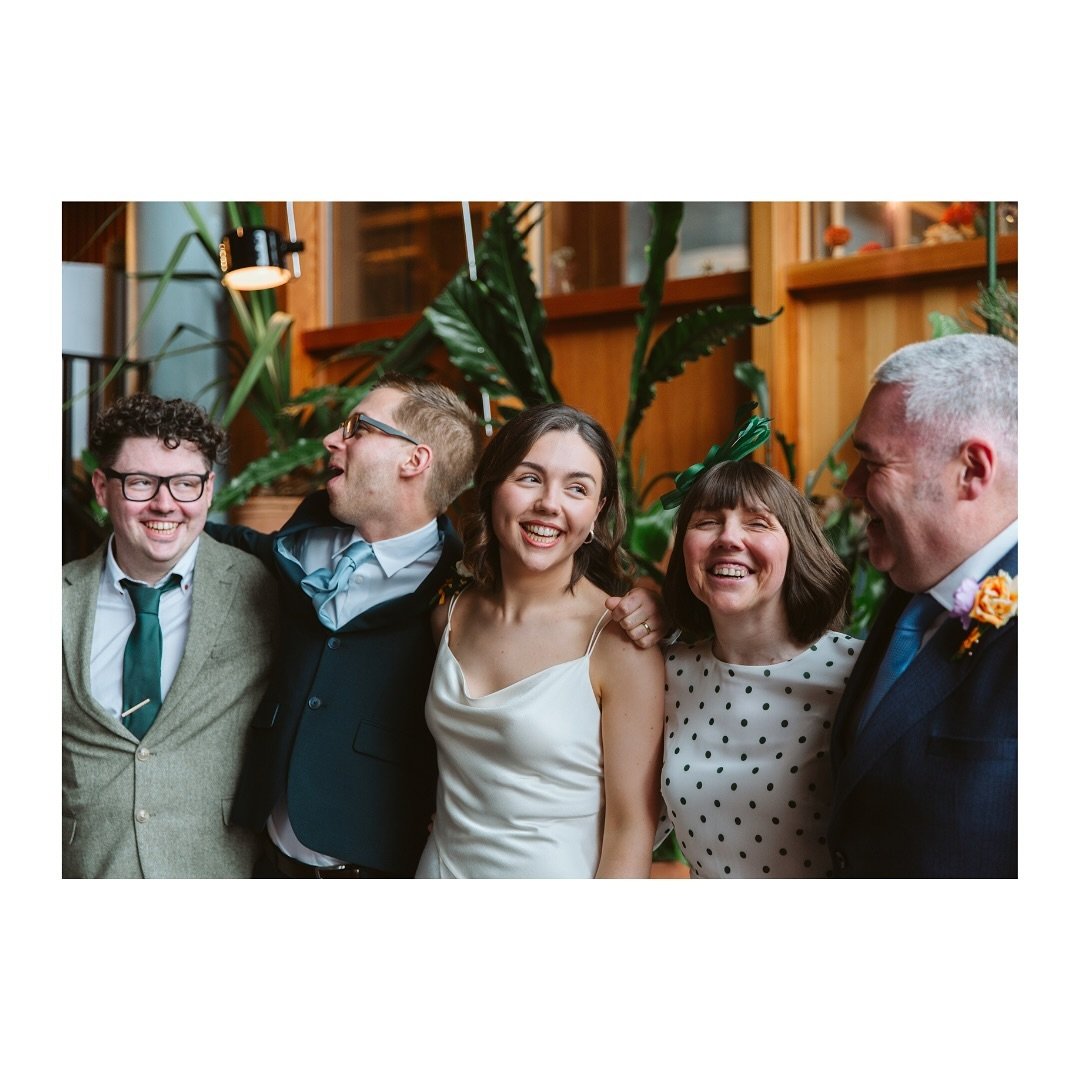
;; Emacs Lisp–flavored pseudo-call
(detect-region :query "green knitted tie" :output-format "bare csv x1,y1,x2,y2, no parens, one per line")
120,574,182,739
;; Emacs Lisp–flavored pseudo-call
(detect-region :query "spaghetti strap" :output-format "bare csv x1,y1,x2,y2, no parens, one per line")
585,608,613,656
446,587,465,630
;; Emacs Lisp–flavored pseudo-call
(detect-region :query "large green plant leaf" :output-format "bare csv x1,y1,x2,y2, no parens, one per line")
626,497,677,566
426,270,556,406
475,204,559,402
624,304,781,446
620,203,683,448
220,310,294,427
212,437,326,512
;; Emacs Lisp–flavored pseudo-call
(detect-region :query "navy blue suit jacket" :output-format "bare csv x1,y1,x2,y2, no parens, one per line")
207,492,461,875
827,544,1018,878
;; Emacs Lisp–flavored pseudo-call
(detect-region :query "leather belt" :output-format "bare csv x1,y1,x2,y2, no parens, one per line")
265,835,393,879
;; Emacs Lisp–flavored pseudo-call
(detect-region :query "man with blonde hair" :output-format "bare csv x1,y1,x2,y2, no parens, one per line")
213,375,663,877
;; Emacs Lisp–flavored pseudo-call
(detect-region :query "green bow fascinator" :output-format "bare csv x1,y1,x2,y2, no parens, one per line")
660,402,772,510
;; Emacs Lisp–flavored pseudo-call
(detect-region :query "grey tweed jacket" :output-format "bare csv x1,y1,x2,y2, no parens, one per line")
62,534,278,878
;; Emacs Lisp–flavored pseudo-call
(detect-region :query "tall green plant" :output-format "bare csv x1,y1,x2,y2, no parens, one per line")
410,203,782,582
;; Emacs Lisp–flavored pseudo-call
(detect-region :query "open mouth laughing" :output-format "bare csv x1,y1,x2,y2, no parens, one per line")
709,561,750,579
521,522,562,546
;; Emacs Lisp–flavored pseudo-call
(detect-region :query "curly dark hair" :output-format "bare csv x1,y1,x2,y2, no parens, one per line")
89,394,228,470
461,404,635,596
662,459,850,646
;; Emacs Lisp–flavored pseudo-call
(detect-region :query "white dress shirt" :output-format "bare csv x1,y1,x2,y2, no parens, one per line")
269,518,443,865
89,537,200,723
921,520,1019,650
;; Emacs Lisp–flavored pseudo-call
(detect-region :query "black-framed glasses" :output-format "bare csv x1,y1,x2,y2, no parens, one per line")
102,468,211,503
339,412,419,445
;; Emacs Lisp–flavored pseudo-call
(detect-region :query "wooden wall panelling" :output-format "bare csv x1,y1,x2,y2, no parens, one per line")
542,290,750,496
784,235,1017,495
749,203,801,474
280,201,326,397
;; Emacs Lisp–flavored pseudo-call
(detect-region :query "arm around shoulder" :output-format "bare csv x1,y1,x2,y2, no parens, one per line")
204,519,277,568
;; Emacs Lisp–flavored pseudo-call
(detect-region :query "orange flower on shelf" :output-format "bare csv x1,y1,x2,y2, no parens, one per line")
823,224,851,248
942,201,979,228
858,241,883,253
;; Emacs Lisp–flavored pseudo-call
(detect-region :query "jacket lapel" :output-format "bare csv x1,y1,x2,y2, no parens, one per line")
62,544,137,739
832,543,1018,806
153,538,234,732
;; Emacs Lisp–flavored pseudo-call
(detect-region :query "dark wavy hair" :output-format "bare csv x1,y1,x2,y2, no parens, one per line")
89,394,228,470
662,459,850,645
461,404,634,596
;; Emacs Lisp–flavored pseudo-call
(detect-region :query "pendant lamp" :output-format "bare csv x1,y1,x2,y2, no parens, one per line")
219,202,304,291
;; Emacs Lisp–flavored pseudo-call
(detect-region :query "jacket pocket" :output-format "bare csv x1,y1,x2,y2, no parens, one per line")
353,722,407,765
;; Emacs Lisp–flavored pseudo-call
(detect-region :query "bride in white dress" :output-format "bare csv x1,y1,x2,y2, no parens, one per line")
415,405,664,878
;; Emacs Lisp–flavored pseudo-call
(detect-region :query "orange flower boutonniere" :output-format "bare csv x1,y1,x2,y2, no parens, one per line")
949,569,1018,659
431,560,473,609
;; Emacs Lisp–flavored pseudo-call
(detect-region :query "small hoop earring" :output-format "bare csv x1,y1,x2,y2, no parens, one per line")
583,528,595,545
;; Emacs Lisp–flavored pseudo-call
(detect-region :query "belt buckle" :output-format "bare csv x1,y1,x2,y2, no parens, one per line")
315,863,360,878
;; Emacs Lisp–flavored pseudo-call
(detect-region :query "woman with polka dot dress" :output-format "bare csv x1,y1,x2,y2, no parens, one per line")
658,459,862,878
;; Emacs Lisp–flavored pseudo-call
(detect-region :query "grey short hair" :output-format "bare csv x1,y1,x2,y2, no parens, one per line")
873,334,1017,464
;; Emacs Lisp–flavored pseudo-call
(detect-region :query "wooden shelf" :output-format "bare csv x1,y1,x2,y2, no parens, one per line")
786,234,1017,295
302,270,752,360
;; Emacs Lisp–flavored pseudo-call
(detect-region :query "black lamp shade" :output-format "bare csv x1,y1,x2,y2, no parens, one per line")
219,226,293,290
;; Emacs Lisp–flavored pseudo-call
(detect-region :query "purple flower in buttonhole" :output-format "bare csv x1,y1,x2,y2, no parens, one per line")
950,578,979,629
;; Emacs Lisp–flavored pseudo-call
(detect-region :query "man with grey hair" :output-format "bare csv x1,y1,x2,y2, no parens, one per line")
828,333,1018,877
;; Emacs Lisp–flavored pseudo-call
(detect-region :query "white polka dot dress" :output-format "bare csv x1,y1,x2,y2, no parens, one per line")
660,633,862,878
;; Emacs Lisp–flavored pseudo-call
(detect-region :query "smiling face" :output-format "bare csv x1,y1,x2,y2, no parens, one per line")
490,429,605,581
681,502,791,630
844,381,954,592
92,436,213,583
323,386,419,534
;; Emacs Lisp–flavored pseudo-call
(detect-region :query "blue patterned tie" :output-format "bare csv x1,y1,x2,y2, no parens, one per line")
300,539,373,628
859,592,941,731
120,575,182,739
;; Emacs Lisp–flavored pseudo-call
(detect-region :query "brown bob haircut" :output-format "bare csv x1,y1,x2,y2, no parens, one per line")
461,403,635,596
662,459,850,645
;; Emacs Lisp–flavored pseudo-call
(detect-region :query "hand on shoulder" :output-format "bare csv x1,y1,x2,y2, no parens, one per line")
604,587,668,649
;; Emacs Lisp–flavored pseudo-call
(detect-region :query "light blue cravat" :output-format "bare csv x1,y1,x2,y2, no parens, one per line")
859,592,941,731
300,539,373,628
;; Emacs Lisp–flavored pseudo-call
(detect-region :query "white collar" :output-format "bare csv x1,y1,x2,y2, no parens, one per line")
105,535,200,591
928,520,1018,611
339,519,440,579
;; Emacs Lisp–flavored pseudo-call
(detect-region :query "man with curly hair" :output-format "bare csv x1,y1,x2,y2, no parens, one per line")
62,394,277,877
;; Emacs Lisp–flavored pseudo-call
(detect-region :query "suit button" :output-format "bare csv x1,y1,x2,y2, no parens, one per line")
307,696,322,710
834,850,847,870
327,637,341,650
135,809,149,824
136,747,151,761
